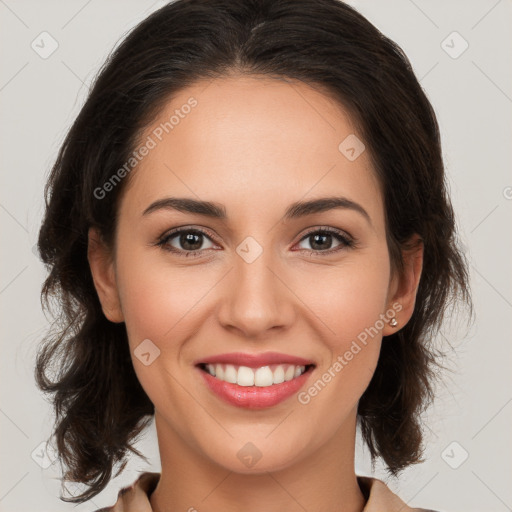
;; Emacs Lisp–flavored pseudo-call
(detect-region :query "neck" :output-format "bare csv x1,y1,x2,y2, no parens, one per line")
150,410,366,512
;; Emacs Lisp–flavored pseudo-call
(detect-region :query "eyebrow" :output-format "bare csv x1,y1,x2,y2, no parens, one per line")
142,196,371,225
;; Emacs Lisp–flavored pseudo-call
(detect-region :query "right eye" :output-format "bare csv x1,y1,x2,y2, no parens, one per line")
157,227,218,257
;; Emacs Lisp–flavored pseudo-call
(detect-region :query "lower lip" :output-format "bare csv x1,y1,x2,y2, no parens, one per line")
198,367,314,409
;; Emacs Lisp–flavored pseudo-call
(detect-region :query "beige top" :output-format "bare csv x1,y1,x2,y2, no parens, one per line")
94,472,438,512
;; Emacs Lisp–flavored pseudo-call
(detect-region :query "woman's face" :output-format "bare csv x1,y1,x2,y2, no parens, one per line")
90,75,412,473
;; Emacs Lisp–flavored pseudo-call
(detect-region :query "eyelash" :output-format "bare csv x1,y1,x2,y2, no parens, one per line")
155,225,356,258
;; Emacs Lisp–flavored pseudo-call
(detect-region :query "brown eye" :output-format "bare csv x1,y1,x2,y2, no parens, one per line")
295,228,354,254
157,228,216,256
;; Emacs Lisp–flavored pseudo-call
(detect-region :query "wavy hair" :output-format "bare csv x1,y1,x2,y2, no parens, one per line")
35,0,471,503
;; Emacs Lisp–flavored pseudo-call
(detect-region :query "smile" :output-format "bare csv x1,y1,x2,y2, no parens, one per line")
199,363,311,387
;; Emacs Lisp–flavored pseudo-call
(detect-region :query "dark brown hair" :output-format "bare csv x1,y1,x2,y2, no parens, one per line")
35,0,471,503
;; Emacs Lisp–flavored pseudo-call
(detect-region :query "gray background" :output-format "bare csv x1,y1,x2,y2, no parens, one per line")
1,0,511,510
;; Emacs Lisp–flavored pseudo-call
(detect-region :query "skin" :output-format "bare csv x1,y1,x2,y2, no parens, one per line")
88,74,423,512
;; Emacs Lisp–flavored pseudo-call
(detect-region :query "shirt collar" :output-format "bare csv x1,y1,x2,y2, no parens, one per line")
99,472,424,512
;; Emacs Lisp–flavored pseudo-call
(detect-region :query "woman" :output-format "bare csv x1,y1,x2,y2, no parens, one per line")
35,0,470,511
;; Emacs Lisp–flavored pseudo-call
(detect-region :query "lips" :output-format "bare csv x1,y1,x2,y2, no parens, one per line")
195,352,316,409
194,351,315,368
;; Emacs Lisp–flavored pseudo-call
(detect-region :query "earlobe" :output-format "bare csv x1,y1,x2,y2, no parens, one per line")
383,235,423,336
87,227,124,323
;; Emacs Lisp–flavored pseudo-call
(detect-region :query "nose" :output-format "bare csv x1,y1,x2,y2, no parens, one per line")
217,247,296,339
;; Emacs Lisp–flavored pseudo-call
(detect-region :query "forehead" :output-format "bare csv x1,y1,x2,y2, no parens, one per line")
121,75,383,228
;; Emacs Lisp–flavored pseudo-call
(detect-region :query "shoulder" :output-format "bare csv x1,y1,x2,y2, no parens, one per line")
358,475,440,512
93,472,160,512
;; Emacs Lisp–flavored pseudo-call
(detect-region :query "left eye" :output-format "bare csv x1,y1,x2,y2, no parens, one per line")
296,230,352,253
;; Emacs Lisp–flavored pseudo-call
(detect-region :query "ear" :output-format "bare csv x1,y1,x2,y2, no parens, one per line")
383,235,423,336
87,227,124,323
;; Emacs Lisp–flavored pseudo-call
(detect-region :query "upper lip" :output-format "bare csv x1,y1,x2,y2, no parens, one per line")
195,351,315,368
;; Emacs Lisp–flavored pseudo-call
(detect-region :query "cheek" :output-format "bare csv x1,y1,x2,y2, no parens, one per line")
113,247,209,413
295,255,390,404
300,255,391,347
115,248,214,347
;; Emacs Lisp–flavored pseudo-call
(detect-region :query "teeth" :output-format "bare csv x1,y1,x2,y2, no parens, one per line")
273,365,285,384
204,363,307,386
238,366,255,386
254,366,273,387
284,365,295,381
224,364,237,384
